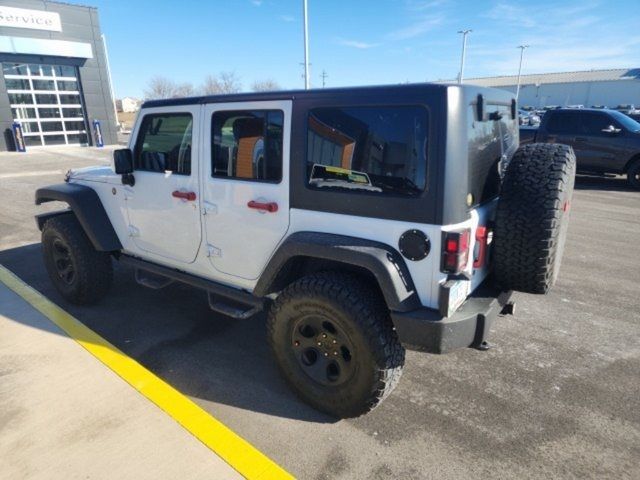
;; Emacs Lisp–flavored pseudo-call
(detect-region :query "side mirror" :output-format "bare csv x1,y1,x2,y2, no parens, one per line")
601,125,622,134
114,148,133,174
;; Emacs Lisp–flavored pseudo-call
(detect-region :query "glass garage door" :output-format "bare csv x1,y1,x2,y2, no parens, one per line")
4,63,89,147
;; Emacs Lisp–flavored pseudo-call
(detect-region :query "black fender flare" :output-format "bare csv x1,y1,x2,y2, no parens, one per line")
35,183,122,252
254,232,421,312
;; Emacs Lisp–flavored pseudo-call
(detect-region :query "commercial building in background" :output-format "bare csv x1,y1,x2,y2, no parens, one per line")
0,1,116,150
464,68,640,108
116,96,141,113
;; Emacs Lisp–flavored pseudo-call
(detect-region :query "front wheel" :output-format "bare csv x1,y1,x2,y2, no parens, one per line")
42,214,113,305
267,272,405,418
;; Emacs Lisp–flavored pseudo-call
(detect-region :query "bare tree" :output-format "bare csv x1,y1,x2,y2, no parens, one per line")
143,76,176,99
251,79,281,92
173,82,195,97
201,71,242,94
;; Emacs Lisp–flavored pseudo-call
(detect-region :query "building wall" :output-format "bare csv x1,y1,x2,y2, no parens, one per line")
0,0,117,150
489,80,640,108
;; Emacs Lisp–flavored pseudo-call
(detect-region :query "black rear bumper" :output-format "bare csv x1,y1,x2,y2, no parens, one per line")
390,282,512,354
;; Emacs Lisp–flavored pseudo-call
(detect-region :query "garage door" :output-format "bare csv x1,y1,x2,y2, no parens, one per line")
4,62,89,147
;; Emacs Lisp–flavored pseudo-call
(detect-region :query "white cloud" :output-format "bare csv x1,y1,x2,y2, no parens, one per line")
405,0,447,11
338,39,381,49
386,14,444,40
251,0,263,6
279,14,295,22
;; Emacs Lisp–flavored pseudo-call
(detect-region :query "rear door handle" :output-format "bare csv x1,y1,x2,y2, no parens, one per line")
247,200,278,212
172,190,196,201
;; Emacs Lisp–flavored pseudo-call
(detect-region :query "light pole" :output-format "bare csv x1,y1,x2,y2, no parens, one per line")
303,0,310,89
457,29,472,84
515,45,529,101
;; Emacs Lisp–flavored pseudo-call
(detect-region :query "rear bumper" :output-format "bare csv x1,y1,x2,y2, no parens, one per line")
390,282,512,354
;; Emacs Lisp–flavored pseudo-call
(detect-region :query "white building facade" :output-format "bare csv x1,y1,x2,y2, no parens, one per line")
463,68,640,109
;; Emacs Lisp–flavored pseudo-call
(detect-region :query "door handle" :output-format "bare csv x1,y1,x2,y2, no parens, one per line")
172,190,196,201
247,200,278,213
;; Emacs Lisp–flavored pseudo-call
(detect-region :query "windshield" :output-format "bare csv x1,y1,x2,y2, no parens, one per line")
609,110,640,132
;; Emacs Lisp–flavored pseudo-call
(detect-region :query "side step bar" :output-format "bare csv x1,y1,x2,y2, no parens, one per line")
119,255,264,319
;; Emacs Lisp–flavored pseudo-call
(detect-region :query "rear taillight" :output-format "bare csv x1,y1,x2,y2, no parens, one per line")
441,229,470,274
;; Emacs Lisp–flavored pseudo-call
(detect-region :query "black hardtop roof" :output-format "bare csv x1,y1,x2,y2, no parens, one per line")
141,82,486,109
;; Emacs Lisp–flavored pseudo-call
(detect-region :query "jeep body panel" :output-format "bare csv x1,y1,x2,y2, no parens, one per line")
35,183,122,251
254,231,421,312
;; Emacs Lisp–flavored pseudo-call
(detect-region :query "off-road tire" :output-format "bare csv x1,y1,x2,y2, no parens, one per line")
42,214,113,304
267,272,405,418
493,143,576,294
627,159,640,190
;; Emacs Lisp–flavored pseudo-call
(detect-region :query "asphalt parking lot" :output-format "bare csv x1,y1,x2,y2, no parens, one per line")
1,147,639,479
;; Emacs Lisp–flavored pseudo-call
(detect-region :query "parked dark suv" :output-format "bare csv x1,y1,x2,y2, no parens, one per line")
521,108,640,188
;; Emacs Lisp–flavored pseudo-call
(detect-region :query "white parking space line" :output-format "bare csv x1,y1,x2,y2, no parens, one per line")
0,170,65,179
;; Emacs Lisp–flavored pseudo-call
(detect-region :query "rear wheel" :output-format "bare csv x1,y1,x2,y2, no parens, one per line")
493,143,576,294
627,159,640,190
267,272,405,418
42,214,113,304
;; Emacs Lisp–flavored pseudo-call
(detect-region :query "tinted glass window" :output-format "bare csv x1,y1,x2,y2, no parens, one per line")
35,94,57,104
3,63,28,75
582,113,617,135
8,93,32,104
54,65,76,77
11,107,36,119
608,110,640,132
32,79,55,90
546,111,580,134
5,78,30,90
134,113,193,175
306,106,428,196
57,80,78,91
212,110,283,182
59,94,81,105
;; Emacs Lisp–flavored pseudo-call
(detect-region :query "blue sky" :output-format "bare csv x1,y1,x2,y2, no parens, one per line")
89,0,640,98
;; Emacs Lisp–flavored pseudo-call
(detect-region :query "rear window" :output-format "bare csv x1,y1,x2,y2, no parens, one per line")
306,105,428,196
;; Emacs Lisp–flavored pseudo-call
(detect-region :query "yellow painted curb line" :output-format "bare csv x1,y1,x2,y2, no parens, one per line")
0,264,293,480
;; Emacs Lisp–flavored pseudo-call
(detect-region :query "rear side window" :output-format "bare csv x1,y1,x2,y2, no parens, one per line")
134,113,192,175
546,111,580,134
212,110,283,182
306,106,428,196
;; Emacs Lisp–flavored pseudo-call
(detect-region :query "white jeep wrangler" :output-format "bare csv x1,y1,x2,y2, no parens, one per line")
36,84,575,418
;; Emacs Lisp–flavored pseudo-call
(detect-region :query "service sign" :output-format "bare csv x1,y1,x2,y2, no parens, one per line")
0,6,62,32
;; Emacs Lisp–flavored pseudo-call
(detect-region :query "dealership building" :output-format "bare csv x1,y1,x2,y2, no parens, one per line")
0,0,116,151
465,68,640,109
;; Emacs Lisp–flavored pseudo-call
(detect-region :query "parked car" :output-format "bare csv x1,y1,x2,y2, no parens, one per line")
591,105,608,109
520,108,640,188
614,104,637,114
35,83,576,418
518,109,541,126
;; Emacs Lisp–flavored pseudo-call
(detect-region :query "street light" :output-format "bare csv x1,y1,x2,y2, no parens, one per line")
303,0,310,89
457,29,472,84
515,45,530,101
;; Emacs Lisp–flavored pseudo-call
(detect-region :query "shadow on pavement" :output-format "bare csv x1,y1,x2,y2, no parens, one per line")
575,174,637,192
0,242,336,424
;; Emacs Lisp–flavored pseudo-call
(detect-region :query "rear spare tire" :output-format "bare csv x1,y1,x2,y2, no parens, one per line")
493,143,576,294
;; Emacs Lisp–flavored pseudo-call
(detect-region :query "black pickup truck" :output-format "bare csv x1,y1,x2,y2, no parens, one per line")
520,108,640,188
